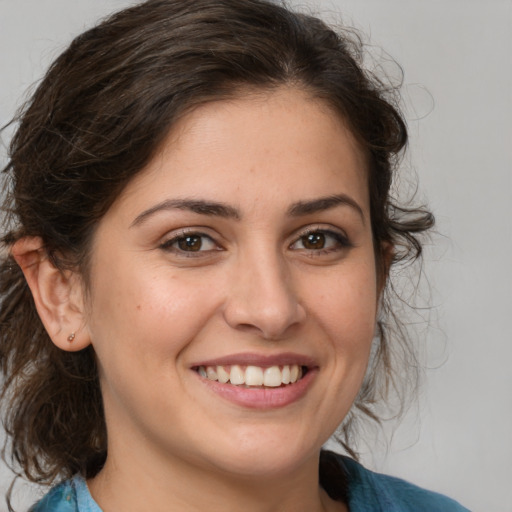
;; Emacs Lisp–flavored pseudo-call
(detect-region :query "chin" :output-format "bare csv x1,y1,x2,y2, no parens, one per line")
202,428,324,479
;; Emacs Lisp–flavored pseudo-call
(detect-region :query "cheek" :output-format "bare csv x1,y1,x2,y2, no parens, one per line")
85,258,222,368
312,264,378,346
85,263,224,421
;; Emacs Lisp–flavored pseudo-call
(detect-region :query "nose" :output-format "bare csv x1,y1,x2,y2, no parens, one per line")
222,247,306,340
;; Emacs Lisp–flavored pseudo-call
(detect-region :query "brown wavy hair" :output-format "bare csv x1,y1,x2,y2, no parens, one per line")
0,0,433,495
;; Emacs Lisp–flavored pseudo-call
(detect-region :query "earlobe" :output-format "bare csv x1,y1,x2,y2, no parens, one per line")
11,237,91,352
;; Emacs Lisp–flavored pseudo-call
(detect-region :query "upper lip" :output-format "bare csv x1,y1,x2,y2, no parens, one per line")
191,352,317,369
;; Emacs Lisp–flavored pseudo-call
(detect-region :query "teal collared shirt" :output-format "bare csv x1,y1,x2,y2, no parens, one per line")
29,475,100,512
29,454,470,512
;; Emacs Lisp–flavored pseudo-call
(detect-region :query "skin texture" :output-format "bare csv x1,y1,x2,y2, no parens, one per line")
15,88,382,512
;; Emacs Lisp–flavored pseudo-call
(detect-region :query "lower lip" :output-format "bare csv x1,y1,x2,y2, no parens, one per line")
196,369,317,409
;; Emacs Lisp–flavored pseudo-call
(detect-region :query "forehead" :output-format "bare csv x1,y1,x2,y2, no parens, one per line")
167,87,367,166
110,87,370,221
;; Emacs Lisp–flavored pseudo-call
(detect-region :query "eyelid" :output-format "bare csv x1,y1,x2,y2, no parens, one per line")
293,224,350,242
159,227,224,254
289,225,352,252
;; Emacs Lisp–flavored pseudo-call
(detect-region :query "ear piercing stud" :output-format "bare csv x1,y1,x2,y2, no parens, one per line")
67,332,76,342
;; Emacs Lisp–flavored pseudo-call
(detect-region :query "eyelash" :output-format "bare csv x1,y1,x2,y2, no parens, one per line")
159,227,352,257
159,230,221,257
289,227,352,255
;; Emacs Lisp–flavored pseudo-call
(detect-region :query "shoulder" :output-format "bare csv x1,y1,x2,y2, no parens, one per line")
333,453,470,512
29,479,78,512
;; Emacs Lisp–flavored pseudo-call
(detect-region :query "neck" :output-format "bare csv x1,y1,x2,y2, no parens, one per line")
88,439,346,512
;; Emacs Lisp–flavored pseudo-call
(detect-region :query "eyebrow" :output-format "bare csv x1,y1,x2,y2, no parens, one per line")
130,193,365,227
130,199,241,227
288,194,365,223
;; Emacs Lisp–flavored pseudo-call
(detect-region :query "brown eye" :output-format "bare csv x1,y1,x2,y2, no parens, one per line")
290,229,350,253
161,232,219,254
178,235,203,252
301,232,326,250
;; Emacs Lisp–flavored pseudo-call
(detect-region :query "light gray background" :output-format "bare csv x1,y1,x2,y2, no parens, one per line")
0,1,510,511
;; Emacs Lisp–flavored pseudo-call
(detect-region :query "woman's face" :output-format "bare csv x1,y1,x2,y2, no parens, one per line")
83,88,381,478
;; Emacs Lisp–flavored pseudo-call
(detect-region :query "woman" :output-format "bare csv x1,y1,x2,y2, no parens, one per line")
0,0,469,510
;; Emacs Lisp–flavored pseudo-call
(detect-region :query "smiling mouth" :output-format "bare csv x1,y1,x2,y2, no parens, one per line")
195,364,308,388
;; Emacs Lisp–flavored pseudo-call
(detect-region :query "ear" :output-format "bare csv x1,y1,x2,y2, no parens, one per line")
11,237,91,352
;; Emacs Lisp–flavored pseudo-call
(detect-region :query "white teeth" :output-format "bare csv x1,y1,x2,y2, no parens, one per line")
263,366,282,387
290,364,299,383
229,365,245,385
282,365,291,384
217,365,230,383
245,365,264,386
199,363,305,387
206,366,218,380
